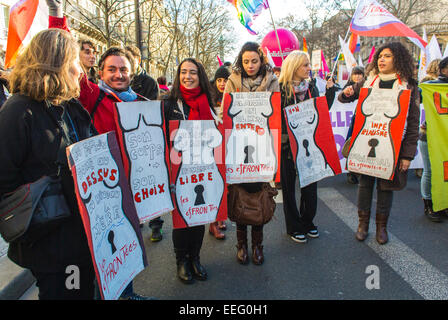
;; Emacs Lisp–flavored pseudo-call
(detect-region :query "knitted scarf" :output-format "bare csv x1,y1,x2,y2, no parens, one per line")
179,85,213,120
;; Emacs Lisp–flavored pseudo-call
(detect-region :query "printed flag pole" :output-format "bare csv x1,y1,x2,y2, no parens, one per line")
417,28,428,82
265,0,284,63
331,27,351,75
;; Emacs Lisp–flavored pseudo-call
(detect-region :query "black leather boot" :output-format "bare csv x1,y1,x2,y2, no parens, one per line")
236,229,249,265
424,199,443,222
190,256,207,281
175,248,193,284
251,229,264,265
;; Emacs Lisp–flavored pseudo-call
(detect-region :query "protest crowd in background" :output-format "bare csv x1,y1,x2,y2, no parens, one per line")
0,0,447,300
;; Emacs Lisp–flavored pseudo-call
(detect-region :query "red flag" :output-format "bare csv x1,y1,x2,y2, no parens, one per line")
368,46,376,63
348,34,358,53
5,0,49,68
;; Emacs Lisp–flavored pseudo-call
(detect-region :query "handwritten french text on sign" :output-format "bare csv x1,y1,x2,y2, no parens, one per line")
329,99,424,172
170,121,227,229
285,97,342,187
113,101,173,223
223,92,281,184
67,133,147,300
347,82,411,180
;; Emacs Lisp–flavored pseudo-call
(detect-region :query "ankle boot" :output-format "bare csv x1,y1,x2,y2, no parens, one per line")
251,229,264,265
375,213,389,245
209,222,225,239
424,199,442,222
356,210,371,241
236,230,249,265
176,259,194,284
190,256,207,281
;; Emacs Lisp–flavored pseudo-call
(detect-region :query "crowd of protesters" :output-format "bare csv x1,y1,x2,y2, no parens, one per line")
0,0,446,300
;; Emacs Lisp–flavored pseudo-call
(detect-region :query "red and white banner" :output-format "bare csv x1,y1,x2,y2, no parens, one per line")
350,0,427,50
223,92,281,184
5,0,49,68
67,133,147,300
346,77,411,180
285,97,342,187
169,120,227,229
113,101,173,223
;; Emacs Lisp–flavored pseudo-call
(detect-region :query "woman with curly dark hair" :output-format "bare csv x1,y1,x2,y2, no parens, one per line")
343,42,420,245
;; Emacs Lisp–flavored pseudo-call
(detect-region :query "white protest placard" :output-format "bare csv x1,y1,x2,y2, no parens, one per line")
312,49,322,71
223,92,281,184
114,101,173,223
169,120,227,229
67,132,147,300
285,97,341,187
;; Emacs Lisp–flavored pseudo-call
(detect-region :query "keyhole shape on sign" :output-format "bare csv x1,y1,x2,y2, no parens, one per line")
368,138,379,158
194,184,206,206
244,145,255,164
108,230,117,254
303,139,310,157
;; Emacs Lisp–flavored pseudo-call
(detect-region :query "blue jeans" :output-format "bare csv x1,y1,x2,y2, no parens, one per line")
419,140,431,200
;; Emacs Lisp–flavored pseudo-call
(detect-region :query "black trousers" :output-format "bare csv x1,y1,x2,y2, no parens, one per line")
357,174,394,216
31,263,95,300
281,145,318,235
172,225,205,262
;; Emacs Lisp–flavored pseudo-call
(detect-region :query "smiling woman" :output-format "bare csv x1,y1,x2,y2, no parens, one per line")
161,57,216,285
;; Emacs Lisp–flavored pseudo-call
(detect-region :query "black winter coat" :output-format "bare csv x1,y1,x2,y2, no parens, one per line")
131,69,159,100
0,94,96,272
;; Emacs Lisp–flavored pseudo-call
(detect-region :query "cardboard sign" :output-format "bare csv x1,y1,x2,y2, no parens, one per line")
285,96,342,187
169,120,227,229
113,101,173,223
223,92,281,184
311,50,322,71
347,82,411,180
67,133,147,300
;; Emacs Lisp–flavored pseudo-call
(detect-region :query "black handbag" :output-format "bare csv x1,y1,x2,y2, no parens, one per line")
0,176,71,243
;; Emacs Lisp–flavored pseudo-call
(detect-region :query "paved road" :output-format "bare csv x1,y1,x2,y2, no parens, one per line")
130,172,448,300
21,171,448,300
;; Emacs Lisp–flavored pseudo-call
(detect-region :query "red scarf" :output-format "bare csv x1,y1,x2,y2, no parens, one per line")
180,85,213,120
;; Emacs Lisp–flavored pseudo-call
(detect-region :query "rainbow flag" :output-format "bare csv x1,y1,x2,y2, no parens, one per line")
302,37,308,53
227,0,269,35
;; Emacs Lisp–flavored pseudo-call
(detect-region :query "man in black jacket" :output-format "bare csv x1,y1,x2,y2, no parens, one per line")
125,45,164,242
126,45,159,100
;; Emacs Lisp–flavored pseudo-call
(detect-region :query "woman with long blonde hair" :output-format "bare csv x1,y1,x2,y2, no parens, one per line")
0,28,96,299
279,50,335,243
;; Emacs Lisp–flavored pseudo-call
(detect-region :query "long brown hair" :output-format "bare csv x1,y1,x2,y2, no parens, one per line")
168,58,215,107
233,42,271,79
9,28,80,104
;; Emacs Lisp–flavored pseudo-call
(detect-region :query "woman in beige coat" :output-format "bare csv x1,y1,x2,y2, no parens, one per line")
224,42,279,265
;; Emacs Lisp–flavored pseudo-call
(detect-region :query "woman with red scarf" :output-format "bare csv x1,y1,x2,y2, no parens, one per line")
163,58,217,284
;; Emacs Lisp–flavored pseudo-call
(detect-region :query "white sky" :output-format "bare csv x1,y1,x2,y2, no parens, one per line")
224,0,309,61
